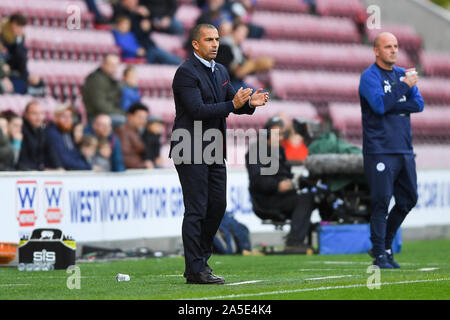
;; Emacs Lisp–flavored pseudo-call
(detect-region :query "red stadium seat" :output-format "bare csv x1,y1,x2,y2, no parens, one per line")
255,0,310,14
366,24,422,52
242,40,412,72
25,26,120,62
252,11,360,43
316,0,367,21
0,0,94,28
420,51,450,78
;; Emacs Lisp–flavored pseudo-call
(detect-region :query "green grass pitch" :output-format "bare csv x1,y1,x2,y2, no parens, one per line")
1,239,449,300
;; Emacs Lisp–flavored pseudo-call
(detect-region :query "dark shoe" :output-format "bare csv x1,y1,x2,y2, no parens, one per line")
183,264,214,278
373,254,394,269
369,249,400,268
186,270,225,284
284,242,311,254
386,251,400,269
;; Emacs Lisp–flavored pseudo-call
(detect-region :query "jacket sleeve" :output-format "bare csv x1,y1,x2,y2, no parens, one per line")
111,136,126,172
172,66,236,120
390,85,425,114
359,70,411,115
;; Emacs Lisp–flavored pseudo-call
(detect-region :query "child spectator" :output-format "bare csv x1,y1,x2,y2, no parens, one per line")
92,138,113,172
79,134,100,171
112,15,147,60
120,66,141,112
111,15,181,65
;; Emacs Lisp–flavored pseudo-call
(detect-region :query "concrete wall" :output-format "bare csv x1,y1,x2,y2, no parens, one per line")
361,0,450,52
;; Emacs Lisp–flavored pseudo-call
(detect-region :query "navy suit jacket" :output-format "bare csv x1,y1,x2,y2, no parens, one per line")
170,54,255,164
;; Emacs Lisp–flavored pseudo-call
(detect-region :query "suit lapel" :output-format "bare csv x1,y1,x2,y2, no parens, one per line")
192,56,220,102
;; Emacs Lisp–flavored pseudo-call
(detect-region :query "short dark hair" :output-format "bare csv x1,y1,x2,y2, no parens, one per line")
115,14,130,25
127,102,148,115
123,65,135,77
9,13,27,26
232,22,249,32
191,23,217,42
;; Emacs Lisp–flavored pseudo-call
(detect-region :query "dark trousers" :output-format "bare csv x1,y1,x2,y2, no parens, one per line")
175,163,227,275
364,154,418,257
279,191,314,244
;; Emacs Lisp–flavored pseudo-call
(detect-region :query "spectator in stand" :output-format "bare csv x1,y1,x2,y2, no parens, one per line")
86,113,126,172
2,110,23,166
140,0,184,35
196,0,264,39
0,54,13,94
227,0,265,39
82,53,124,126
116,102,153,169
113,0,164,61
0,115,14,170
282,126,309,164
92,137,113,172
120,65,141,112
16,101,57,171
85,0,110,25
112,15,180,65
46,105,91,170
143,116,164,168
0,13,44,94
72,121,84,149
26,74,46,97
79,134,101,171
215,22,274,91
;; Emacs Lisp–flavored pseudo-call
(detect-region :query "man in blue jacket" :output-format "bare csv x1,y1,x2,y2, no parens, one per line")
359,32,424,268
170,23,269,284
46,105,91,170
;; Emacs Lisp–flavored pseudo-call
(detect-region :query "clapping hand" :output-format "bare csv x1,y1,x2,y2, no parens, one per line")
249,88,269,107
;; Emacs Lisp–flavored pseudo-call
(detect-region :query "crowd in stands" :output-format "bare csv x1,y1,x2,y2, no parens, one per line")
0,0,283,172
2,0,448,172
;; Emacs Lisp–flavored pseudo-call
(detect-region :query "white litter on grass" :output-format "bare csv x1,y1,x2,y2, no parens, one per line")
417,268,440,271
190,278,450,300
225,280,263,286
305,275,353,281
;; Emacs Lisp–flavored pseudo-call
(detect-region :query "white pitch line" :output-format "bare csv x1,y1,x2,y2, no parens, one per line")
305,275,353,281
190,278,450,300
0,284,31,287
225,280,263,286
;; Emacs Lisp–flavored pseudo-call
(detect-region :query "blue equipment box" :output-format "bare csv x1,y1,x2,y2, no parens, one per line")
318,224,402,255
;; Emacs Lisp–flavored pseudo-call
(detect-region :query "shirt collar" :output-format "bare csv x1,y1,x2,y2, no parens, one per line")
194,52,216,72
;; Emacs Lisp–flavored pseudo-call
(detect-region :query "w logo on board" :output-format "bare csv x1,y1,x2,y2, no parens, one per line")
44,182,64,224
16,181,38,227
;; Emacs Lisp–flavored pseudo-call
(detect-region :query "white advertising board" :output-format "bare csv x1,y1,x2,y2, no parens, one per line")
1,169,449,243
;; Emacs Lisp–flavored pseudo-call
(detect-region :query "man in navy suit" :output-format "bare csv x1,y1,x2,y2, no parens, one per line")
170,23,269,284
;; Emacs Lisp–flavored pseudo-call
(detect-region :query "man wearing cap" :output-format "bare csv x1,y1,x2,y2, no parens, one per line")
45,105,91,170
359,32,424,268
